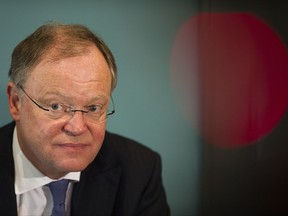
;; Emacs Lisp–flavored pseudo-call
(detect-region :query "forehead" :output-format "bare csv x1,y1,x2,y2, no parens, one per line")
25,46,112,93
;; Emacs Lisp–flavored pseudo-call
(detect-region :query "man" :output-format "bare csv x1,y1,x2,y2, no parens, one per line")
0,23,170,215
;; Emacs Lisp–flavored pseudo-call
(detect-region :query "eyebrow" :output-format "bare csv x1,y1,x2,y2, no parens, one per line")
42,90,109,103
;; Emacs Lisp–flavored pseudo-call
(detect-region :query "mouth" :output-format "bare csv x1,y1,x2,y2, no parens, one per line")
56,143,90,151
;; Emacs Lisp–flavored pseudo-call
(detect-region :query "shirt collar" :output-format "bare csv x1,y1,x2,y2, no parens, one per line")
12,127,80,195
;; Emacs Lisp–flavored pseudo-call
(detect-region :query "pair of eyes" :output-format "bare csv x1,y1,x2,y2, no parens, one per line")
49,103,104,114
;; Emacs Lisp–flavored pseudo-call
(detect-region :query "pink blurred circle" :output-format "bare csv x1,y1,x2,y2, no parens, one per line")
171,13,288,147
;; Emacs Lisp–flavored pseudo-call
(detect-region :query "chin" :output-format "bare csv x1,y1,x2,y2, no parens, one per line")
59,159,93,172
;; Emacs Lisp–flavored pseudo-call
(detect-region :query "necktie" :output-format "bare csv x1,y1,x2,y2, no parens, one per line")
48,179,69,216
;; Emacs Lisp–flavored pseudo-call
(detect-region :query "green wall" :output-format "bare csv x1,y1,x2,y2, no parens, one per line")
0,1,197,215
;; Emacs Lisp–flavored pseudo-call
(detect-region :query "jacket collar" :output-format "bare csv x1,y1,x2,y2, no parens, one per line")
71,132,123,215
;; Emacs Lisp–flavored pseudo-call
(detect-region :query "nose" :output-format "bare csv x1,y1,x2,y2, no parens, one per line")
63,111,88,136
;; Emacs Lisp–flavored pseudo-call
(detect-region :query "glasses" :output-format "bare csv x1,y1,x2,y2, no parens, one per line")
19,85,115,123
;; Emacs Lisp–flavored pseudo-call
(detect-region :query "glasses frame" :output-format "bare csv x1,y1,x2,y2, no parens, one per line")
18,85,115,121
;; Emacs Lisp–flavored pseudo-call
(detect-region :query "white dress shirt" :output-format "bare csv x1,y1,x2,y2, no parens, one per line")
12,127,81,216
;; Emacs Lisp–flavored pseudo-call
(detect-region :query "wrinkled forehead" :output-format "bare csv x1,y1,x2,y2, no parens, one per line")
27,46,111,85
22,43,114,93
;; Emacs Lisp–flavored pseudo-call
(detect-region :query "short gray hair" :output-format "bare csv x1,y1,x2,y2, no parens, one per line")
8,22,117,91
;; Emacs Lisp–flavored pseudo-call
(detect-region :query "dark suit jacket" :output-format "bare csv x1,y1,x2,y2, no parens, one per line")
0,122,170,215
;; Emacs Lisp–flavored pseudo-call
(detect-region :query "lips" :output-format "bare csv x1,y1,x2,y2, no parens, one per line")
56,143,90,151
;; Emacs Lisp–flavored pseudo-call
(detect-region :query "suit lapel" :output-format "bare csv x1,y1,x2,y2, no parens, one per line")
71,139,122,216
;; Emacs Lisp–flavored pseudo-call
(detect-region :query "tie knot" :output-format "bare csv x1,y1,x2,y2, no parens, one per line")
48,179,69,216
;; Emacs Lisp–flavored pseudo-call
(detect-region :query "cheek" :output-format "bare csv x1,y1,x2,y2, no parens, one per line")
24,115,57,139
18,118,57,155
90,123,106,144
19,103,48,131
18,109,62,151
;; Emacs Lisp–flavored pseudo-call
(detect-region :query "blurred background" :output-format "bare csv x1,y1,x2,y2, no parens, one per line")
1,1,287,215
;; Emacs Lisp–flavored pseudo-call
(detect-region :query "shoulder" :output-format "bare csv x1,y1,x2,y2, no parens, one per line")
0,122,15,136
0,122,15,152
103,131,160,162
101,132,169,215
101,131,162,173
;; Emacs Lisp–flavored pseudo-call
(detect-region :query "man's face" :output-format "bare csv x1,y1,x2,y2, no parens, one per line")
8,46,112,179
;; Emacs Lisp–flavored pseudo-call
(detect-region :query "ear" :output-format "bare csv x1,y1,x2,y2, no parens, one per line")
7,82,21,121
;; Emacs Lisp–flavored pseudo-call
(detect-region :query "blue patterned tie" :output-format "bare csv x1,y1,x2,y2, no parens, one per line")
48,179,69,216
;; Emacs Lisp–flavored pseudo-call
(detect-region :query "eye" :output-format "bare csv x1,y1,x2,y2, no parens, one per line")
50,103,63,111
88,105,102,113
